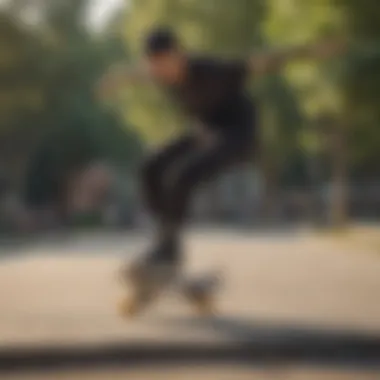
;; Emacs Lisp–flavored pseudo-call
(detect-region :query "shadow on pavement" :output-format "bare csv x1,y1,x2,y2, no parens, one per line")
160,315,380,365
1,316,379,375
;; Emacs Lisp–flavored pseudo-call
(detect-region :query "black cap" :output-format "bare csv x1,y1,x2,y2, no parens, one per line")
144,26,179,56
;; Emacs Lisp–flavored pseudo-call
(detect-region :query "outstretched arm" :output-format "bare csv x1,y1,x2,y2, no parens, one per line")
249,38,347,76
96,62,151,100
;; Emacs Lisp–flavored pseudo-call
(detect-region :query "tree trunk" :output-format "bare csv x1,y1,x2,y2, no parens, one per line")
259,144,280,225
330,124,349,228
308,150,326,226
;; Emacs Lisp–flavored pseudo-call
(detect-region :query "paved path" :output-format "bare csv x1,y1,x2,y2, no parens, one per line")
3,366,379,380
1,229,380,350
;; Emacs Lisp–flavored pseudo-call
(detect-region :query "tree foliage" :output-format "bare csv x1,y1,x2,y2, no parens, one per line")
1,1,142,209
338,0,380,178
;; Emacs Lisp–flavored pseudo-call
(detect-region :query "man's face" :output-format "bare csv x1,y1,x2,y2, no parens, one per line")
145,50,184,85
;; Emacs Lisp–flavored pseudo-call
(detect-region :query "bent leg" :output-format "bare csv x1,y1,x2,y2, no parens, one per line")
165,138,246,229
139,135,196,223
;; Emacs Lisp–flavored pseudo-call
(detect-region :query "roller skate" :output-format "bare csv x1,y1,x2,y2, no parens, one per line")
118,240,181,318
181,272,222,316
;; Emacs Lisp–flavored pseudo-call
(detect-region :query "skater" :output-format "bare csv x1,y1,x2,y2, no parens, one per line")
98,27,345,313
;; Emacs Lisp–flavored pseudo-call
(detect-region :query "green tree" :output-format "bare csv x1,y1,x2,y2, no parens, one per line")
265,0,350,226
1,0,143,215
338,0,380,179
0,8,48,185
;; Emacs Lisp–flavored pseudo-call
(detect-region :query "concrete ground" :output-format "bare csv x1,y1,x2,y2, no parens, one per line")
0,229,379,376
2,366,379,380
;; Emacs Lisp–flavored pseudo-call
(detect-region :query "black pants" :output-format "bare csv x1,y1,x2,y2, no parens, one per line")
140,132,255,230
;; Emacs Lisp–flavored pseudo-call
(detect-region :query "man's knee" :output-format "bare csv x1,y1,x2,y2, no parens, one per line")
170,162,203,196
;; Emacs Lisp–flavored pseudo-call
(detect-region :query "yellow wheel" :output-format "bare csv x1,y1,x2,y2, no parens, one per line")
118,295,140,318
118,286,161,319
187,290,217,316
197,294,216,316
117,261,179,319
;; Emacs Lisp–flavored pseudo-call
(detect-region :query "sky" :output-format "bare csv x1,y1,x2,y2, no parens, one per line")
0,0,127,30
88,0,126,30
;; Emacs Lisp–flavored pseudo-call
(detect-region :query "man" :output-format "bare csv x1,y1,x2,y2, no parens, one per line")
98,27,345,313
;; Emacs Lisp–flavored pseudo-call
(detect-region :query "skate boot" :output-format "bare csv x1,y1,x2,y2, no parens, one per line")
181,273,221,316
118,239,181,317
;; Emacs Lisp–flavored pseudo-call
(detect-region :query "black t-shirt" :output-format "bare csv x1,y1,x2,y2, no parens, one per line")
167,56,256,138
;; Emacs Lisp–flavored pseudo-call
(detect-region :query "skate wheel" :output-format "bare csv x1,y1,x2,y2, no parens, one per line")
186,290,216,316
118,296,140,318
196,294,216,316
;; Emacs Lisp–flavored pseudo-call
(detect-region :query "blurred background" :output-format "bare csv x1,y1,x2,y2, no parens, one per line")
0,0,379,235
1,1,380,379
